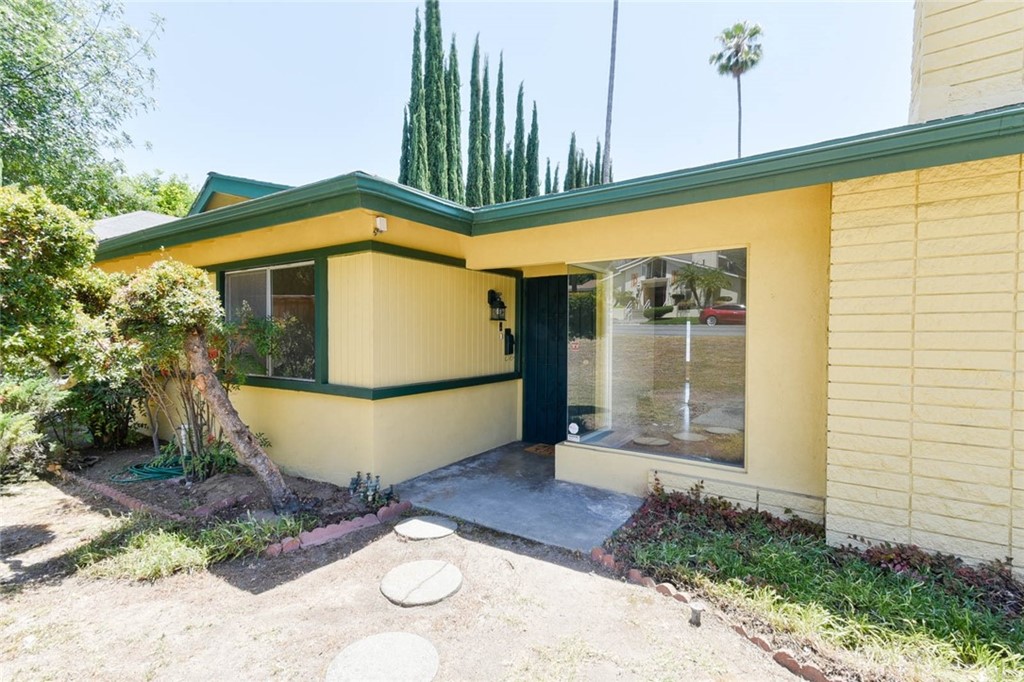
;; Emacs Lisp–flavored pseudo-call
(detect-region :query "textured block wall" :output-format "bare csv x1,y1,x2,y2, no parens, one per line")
910,1,1024,123
828,154,1023,571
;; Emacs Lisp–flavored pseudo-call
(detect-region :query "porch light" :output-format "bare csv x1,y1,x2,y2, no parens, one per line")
487,289,506,321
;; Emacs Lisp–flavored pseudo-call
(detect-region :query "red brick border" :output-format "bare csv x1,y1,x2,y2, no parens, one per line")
57,468,188,522
589,546,833,682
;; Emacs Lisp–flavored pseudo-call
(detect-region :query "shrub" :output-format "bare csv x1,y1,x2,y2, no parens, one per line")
65,380,146,449
643,306,674,320
0,376,67,480
568,291,596,339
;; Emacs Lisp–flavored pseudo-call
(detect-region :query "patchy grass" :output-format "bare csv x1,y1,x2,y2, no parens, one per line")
71,513,319,580
608,481,1024,680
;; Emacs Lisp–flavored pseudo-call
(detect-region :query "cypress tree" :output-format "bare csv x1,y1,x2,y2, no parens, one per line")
526,101,540,197
552,164,560,193
424,0,448,198
577,152,587,188
593,140,602,186
564,133,577,191
504,145,513,200
480,58,493,205
544,158,551,195
465,36,482,207
493,54,506,203
511,83,526,200
398,107,410,185
408,10,429,191
446,35,463,203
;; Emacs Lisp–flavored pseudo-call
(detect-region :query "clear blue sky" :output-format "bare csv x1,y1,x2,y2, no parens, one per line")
117,1,914,189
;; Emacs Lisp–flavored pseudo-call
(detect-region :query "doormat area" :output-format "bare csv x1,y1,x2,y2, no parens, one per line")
524,444,555,456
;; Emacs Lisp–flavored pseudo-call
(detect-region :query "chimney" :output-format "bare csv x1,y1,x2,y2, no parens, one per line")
909,0,1024,123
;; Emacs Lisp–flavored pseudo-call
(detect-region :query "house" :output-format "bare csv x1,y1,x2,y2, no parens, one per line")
96,1,1024,573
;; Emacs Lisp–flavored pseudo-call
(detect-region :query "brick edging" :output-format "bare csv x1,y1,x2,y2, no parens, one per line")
54,467,414,557
57,468,188,522
590,547,831,682
264,500,413,556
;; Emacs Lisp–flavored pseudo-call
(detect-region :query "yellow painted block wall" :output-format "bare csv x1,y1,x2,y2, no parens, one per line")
828,154,1023,570
910,1,1024,123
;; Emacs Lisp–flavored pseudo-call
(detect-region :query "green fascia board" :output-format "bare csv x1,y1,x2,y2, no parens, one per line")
470,104,1024,234
97,104,1024,261
242,372,518,400
98,172,474,261
187,172,293,216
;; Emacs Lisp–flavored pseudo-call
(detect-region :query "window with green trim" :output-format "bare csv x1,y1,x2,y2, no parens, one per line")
224,262,316,380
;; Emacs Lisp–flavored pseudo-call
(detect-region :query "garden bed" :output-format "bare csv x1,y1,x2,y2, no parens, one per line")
72,447,365,525
604,479,1024,681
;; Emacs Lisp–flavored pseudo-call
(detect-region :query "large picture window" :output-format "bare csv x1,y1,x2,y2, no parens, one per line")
224,262,316,380
567,249,746,466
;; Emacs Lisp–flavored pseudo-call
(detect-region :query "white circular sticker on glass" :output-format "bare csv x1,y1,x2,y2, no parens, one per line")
568,423,580,435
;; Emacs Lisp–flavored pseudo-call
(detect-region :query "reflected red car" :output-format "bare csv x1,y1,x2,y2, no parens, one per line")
699,304,746,326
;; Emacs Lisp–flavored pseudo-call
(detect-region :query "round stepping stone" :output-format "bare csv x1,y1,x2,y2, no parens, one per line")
633,436,670,446
672,431,708,442
325,632,438,682
380,560,462,607
705,426,741,435
394,516,458,541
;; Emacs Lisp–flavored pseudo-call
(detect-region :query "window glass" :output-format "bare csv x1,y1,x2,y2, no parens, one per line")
224,263,315,380
567,249,746,466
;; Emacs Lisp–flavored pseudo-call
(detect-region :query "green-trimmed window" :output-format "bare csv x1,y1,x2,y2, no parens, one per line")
224,262,316,380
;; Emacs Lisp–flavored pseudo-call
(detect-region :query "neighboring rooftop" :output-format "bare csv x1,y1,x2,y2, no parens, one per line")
92,210,177,241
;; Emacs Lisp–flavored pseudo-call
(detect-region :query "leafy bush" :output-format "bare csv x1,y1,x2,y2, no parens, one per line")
642,306,673,320
0,376,67,479
568,291,596,339
65,380,146,449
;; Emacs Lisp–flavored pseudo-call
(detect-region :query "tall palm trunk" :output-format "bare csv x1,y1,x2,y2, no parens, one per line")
736,74,742,158
184,330,299,514
602,0,619,184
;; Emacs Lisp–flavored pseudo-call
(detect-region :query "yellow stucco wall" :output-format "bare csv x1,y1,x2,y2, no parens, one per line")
202,192,248,212
477,185,834,510
828,154,1023,569
910,1,1024,123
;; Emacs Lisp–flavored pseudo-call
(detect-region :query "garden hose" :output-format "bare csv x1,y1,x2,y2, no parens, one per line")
110,462,185,483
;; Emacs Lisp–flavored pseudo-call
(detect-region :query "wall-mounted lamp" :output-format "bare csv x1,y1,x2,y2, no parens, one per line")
373,216,388,236
487,289,506,322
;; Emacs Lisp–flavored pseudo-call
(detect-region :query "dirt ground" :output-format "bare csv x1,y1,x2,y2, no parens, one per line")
76,448,362,522
0,478,794,681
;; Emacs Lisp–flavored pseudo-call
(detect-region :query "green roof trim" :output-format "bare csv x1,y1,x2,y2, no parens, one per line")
97,104,1024,262
188,172,292,216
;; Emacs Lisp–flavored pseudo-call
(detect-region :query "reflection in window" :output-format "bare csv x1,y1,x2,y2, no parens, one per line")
224,262,316,380
567,249,746,466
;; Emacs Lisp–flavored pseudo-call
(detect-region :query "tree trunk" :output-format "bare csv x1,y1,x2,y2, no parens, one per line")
602,0,619,184
736,74,742,158
184,330,299,514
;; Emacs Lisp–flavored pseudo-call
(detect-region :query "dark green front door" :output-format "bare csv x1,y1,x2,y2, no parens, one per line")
522,276,567,444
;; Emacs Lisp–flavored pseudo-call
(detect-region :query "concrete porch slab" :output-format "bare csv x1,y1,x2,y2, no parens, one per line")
397,443,642,553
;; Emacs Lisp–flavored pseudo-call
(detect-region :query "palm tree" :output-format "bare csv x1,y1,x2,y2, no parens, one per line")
709,22,763,158
601,0,619,184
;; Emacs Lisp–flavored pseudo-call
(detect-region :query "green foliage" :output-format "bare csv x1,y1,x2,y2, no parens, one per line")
493,55,506,203
406,9,429,192
564,133,577,191
445,36,463,204
480,58,493,205
709,21,764,157
465,36,482,207
108,171,197,218
673,265,732,308
0,0,162,217
65,380,145,449
610,482,1024,676
511,83,526,200
111,259,223,370
423,0,448,199
397,108,411,186
526,102,540,198
72,513,319,579
642,306,674,320
0,185,98,374
568,292,596,340
0,375,67,479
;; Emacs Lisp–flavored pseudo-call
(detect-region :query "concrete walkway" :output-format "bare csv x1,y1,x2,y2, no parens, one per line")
397,442,642,553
